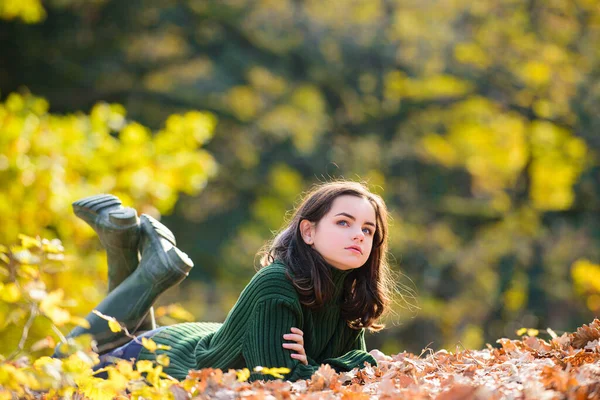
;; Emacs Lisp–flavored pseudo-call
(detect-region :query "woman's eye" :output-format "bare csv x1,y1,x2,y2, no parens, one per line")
337,220,349,226
363,228,373,235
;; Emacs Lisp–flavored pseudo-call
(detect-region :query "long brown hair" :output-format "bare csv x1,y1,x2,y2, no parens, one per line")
259,180,392,332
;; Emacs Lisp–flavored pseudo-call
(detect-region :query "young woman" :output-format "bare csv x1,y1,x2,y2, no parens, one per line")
59,181,394,381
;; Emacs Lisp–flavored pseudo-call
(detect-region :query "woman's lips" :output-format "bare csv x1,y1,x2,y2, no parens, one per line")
346,247,362,255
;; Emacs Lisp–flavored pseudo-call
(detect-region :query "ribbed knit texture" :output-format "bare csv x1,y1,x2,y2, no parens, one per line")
137,262,377,381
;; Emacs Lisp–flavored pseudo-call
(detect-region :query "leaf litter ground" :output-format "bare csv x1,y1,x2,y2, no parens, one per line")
177,319,600,399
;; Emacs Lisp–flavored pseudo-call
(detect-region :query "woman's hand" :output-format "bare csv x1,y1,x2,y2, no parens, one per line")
369,348,392,363
282,327,307,365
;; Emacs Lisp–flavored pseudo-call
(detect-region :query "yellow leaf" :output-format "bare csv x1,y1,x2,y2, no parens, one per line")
146,364,163,387
39,289,63,309
182,377,196,392
33,356,59,368
108,319,122,333
1,283,21,303
106,368,129,390
115,360,134,376
237,368,250,382
77,376,123,400
527,329,539,337
63,351,96,373
136,360,154,373
17,264,38,279
71,316,91,329
120,122,151,146
516,327,539,337
40,291,72,326
156,354,170,367
59,387,76,398
18,234,41,249
141,337,157,352
41,238,64,253
92,310,122,332
254,366,290,379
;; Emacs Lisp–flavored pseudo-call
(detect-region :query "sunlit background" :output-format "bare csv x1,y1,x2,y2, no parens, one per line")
1,0,599,358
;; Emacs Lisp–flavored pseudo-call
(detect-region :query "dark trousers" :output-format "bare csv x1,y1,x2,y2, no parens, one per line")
94,326,168,373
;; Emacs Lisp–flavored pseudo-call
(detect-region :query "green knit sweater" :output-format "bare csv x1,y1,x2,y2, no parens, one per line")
137,262,377,381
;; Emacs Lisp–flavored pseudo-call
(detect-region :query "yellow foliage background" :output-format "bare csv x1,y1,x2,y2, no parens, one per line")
0,92,217,359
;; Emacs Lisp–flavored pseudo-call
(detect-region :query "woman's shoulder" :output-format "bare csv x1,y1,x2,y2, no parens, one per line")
253,260,292,281
244,261,299,302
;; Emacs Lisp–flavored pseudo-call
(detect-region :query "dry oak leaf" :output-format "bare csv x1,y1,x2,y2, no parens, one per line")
570,381,600,399
377,377,401,397
541,365,579,392
352,367,376,385
522,335,552,352
340,392,370,400
577,362,600,380
169,384,189,400
308,364,338,391
550,333,571,351
562,350,599,368
435,384,493,400
571,319,600,349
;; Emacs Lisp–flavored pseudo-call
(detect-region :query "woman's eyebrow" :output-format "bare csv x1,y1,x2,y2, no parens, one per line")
334,212,376,227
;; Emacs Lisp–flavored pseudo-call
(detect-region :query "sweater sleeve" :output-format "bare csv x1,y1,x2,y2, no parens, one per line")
321,328,377,372
242,299,376,382
243,299,319,381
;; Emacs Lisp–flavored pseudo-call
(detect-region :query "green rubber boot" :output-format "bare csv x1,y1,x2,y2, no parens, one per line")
73,194,176,334
65,214,193,351
73,195,140,290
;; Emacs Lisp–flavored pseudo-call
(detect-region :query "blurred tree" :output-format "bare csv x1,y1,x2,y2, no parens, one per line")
1,0,599,354
0,0,45,23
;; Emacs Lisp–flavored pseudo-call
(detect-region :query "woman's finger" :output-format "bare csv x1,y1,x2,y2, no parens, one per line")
282,333,304,345
369,349,392,362
282,343,305,354
290,327,304,336
291,353,308,365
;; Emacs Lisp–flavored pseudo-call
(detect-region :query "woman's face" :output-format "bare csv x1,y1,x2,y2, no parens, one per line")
301,195,377,271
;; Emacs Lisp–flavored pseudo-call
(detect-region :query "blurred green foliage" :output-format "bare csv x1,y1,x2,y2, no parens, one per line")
1,0,599,356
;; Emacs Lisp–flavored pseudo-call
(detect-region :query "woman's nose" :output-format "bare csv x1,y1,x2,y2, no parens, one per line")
353,230,365,241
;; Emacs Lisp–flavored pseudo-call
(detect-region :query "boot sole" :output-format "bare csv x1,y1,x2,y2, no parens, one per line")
140,214,193,276
73,195,177,248
73,194,138,229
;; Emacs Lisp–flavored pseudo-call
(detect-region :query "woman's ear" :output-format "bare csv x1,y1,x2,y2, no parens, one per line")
299,219,315,245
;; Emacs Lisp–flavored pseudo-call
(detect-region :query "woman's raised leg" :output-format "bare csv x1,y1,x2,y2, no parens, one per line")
62,214,193,353
72,194,176,336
